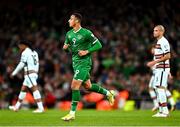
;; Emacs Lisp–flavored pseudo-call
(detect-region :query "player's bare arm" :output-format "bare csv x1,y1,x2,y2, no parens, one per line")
147,53,171,67
168,72,173,79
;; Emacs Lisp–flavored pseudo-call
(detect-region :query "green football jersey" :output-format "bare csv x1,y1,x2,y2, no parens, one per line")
65,27,98,63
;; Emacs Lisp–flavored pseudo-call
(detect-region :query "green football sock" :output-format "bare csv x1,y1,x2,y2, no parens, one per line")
71,90,81,111
90,83,108,95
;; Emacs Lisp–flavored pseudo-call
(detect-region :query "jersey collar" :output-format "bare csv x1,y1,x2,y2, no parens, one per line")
73,27,82,33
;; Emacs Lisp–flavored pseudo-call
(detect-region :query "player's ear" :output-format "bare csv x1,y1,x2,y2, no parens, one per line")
75,20,79,23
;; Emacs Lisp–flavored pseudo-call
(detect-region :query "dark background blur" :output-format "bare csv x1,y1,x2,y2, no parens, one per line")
0,0,180,110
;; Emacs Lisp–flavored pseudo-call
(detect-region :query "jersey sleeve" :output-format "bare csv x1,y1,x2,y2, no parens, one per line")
12,62,25,76
161,41,170,54
20,52,28,64
87,30,98,45
64,33,70,45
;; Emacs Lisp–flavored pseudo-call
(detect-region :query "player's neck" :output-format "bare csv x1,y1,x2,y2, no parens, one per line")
157,35,163,40
73,24,81,33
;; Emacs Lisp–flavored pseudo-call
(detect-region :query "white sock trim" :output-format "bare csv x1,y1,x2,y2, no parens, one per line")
70,111,75,115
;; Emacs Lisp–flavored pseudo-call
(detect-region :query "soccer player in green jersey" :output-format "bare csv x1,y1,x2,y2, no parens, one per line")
61,13,115,121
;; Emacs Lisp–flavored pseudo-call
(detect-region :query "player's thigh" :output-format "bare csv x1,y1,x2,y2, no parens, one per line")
73,66,91,82
71,79,83,90
23,75,38,88
21,85,28,92
154,70,168,88
149,75,155,88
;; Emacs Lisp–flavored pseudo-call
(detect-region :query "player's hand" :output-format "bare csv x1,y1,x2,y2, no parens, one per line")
147,61,156,68
168,73,173,79
10,74,14,79
63,44,69,50
78,50,89,56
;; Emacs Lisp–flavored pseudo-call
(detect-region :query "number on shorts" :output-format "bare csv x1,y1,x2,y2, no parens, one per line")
74,70,79,78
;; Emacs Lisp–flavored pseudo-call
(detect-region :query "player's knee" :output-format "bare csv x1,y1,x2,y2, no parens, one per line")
21,85,28,92
84,85,89,89
149,87,154,91
157,86,166,89
31,85,38,92
71,84,80,90
71,85,75,90
71,79,81,90
84,83,91,90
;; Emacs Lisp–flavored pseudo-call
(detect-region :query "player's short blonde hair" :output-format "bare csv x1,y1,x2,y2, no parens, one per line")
155,25,165,33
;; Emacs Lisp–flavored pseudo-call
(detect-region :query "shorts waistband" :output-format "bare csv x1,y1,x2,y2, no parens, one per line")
24,70,38,75
156,64,170,68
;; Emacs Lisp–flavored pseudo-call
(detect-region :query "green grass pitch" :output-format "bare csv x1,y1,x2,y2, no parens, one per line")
0,109,180,126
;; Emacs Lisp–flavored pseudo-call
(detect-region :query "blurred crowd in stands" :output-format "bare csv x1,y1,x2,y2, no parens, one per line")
0,0,180,110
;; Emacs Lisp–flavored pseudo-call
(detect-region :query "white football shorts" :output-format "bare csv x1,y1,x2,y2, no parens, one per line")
153,69,169,88
23,73,38,88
